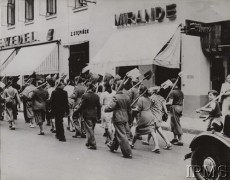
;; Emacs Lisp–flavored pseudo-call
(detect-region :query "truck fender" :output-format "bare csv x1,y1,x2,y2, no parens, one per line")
189,131,230,151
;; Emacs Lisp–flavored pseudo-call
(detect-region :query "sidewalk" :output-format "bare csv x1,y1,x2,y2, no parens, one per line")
161,116,208,135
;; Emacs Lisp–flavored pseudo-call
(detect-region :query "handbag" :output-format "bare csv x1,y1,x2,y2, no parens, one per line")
162,112,168,122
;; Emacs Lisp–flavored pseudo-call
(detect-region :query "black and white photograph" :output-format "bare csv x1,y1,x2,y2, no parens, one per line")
1,0,230,179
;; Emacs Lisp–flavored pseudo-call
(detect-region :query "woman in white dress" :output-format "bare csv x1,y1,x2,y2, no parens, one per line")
100,84,114,144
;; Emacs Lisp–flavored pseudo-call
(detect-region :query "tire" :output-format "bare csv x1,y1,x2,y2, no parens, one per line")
191,146,222,180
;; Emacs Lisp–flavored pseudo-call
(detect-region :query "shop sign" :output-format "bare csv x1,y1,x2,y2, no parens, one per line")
181,20,211,36
115,4,176,27
0,32,37,49
70,29,89,37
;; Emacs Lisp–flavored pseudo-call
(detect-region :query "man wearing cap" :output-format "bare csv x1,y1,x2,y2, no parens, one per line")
71,76,87,138
128,78,140,127
21,78,36,128
29,80,49,135
105,80,132,159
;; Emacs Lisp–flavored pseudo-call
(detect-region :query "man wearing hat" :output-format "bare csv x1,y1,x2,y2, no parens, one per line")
50,79,69,141
29,80,49,135
105,80,133,159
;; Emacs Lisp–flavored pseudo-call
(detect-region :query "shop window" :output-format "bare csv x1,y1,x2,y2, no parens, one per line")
7,0,15,26
25,0,34,22
46,0,56,16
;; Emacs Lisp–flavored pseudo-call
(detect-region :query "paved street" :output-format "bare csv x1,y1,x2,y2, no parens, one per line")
0,113,195,180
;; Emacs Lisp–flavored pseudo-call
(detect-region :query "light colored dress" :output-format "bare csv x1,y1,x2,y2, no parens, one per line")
100,91,114,129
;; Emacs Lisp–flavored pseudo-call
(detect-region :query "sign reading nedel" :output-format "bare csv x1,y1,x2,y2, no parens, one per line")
0,32,37,49
115,4,176,27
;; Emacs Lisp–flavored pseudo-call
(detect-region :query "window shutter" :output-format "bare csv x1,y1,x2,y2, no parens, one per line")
18,0,25,22
25,0,34,21
39,0,46,16
67,0,75,8
7,2,15,25
47,0,56,14
1,5,8,26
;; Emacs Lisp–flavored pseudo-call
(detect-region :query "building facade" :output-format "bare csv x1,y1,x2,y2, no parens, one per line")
1,0,230,117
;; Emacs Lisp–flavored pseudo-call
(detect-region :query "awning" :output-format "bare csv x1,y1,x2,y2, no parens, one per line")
0,49,16,73
153,25,181,68
1,43,59,76
90,23,180,68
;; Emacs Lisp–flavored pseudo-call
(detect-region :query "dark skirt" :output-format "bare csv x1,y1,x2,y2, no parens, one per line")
34,110,46,125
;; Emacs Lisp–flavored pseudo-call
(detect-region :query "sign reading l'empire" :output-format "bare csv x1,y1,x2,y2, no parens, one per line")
115,4,176,27
0,32,37,49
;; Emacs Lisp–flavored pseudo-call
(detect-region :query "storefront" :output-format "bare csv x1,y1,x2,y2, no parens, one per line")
89,0,230,117
0,30,60,85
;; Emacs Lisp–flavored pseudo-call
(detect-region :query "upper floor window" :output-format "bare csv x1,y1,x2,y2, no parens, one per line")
25,0,34,22
74,0,87,8
7,0,15,26
47,0,56,16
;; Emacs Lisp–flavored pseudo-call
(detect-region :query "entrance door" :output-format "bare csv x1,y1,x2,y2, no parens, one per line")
69,42,89,80
155,66,181,87
211,58,225,92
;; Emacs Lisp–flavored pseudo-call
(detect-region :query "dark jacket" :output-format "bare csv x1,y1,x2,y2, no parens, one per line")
79,90,101,120
30,88,49,111
50,88,69,117
105,91,131,124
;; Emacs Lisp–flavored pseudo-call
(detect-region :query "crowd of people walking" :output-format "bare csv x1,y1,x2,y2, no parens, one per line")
0,70,185,159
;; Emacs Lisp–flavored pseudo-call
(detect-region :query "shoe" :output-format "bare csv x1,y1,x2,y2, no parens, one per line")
142,141,150,145
87,146,97,150
170,139,178,144
123,154,132,159
163,144,172,150
67,127,70,131
30,124,35,128
107,143,115,152
173,141,183,146
50,128,54,132
81,134,86,138
85,143,89,147
103,132,107,137
136,136,142,140
38,132,45,135
130,144,134,149
52,130,56,133
72,135,79,138
10,127,15,130
59,139,66,142
152,147,160,153
70,129,75,132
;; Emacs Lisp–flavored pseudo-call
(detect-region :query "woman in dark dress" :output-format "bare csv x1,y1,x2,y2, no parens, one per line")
130,86,160,153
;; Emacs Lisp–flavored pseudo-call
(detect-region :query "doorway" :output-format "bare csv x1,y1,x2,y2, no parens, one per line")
211,58,225,92
69,42,89,80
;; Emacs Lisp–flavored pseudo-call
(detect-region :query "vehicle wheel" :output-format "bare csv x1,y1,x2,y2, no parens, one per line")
191,146,221,180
